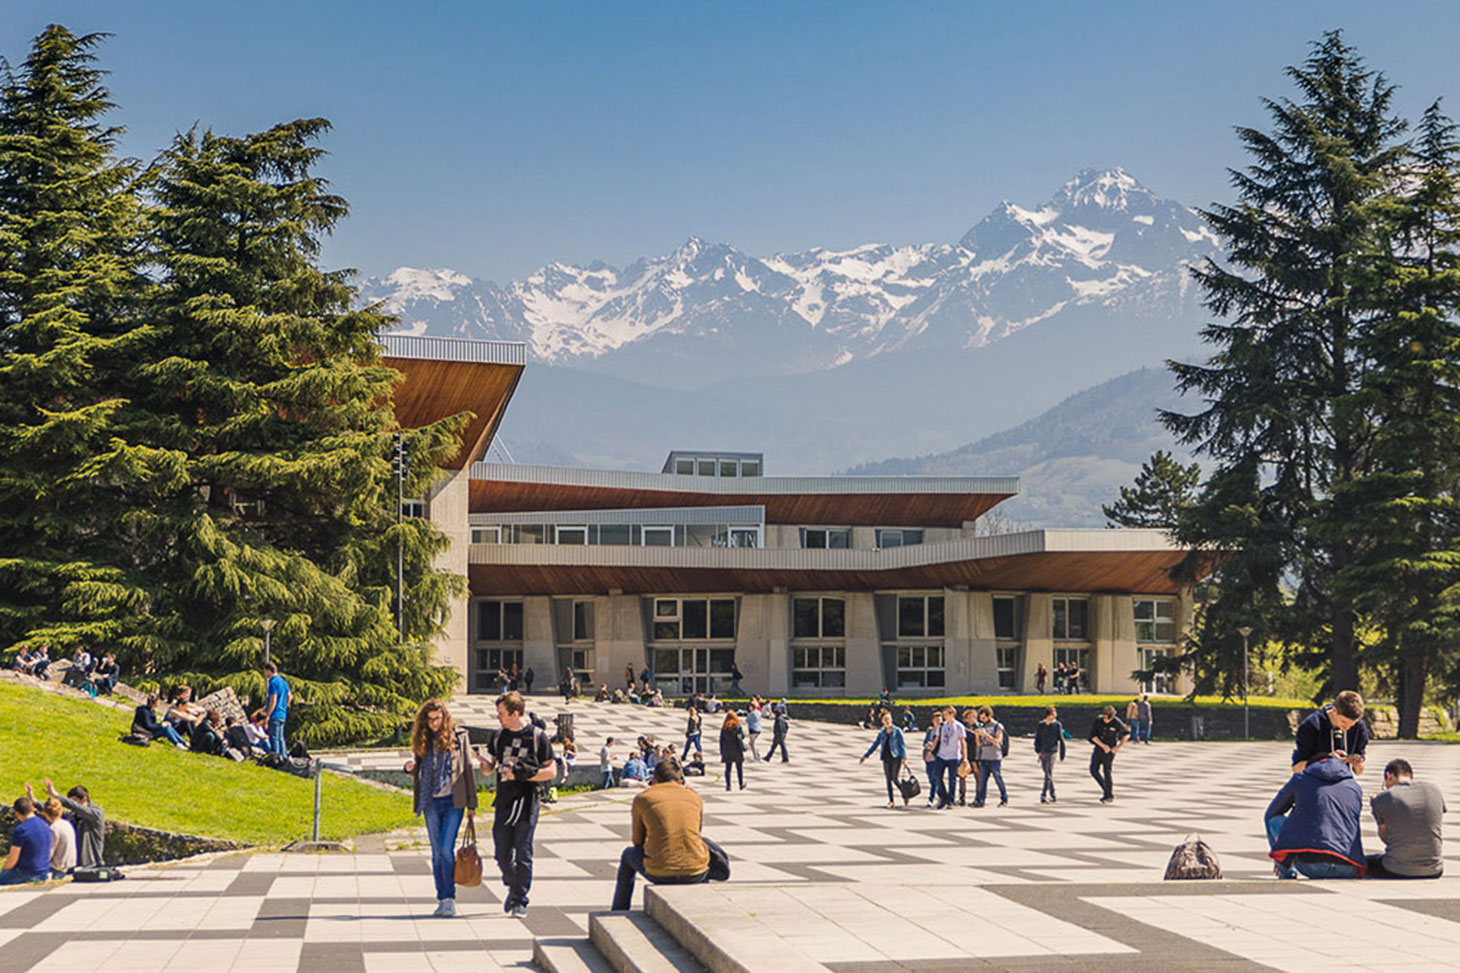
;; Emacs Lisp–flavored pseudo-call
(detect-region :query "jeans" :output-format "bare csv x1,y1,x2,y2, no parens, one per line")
1089,749,1115,799
746,732,761,761
157,722,187,747
765,731,788,762
421,795,466,901
881,758,902,802
681,732,702,760
975,759,1007,805
730,677,743,695
1139,719,1153,743
493,794,540,907
924,760,940,802
1039,752,1058,800
933,757,959,806
611,845,709,911
724,760,743,790
0,868,46,886
1265,814,1361,879
267,718,287,756
601,768,615,789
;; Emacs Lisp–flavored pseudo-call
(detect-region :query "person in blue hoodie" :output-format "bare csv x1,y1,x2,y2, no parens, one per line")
1264,755,1365,879
860,709,909,808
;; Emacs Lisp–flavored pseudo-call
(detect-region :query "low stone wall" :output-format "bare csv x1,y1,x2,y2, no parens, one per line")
0,807,244,866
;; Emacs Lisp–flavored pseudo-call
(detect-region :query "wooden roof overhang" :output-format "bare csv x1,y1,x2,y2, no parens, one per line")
380,336,527,470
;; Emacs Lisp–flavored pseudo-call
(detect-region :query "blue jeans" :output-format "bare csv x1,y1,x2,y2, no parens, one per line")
681,732,702,760
0,868,46,886
156,722,186,747
975,760,1007,804
1265,814,1361,879
601,768,615,789
934,757,959,806
423,795,466,901
267,718,287,756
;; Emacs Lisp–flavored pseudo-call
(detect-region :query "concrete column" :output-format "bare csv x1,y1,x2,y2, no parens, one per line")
844,592,880,696
522,596,555,689
763,592,790,697
1024,593,1053,694
942,588,973,695
1094,594,1140,695
734,594,775,698
596,595,646,690
967,591,999,693
427,464,471,693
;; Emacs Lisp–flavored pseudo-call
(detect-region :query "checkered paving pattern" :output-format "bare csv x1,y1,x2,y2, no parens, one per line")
2,698,1459,971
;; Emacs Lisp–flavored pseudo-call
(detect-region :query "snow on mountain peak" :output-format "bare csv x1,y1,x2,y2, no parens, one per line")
1053,167,1150,212
380,267,473,304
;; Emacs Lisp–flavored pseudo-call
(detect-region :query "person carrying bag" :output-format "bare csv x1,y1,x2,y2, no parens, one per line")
455,819,483,887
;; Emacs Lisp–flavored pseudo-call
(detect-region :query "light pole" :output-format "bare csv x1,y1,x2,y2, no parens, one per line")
1238,625,1253,740
392,434,411,643
261,618,276,667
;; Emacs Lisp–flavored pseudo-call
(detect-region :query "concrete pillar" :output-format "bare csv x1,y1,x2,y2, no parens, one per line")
734,594,776,698
764,592,790,697
427,464,471,693
967,591,999,693
596,595,646,690
851,527,876,550
522,596,555,689
1092,594,1140,695
844,592,880,696
1024,593,1053,695
943,588,974,694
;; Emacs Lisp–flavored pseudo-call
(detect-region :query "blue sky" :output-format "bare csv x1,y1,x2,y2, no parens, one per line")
9,1,1460,282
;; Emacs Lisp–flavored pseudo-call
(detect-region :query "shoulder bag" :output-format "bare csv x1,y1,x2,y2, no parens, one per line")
454,819,484,887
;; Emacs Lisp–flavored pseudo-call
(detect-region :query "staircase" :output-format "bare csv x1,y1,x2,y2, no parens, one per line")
533,884,830,973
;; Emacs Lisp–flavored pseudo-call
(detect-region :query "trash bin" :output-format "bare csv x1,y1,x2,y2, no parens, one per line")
1189,715,1205,740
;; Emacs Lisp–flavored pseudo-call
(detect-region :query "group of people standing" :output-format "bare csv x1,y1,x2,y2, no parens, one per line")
1032,661,1085,695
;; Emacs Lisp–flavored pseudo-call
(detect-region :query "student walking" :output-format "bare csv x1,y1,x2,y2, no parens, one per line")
599,737,616,789
729,662,744,696
971,706,1008,807
1035,662,1048,694
922,710,944,807
765,708,790,762
404,699,477,918
1034,706,1067,803
1088,705,1130,804
744,704,763,761
859,709,909,808
475,691,555,918
1136,695,1153,743
682,707,702,761
931,705,968,809
719,712,747,790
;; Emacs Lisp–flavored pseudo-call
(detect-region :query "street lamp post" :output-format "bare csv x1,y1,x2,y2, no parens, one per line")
1238,625,1253,740
392,434,410,643
261,618,276,668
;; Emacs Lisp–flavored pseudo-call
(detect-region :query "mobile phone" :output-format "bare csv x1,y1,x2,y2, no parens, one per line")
1331,727,1346,755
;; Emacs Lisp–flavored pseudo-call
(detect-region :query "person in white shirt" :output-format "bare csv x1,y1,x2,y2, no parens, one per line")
40,798,76,876
600,737,616,789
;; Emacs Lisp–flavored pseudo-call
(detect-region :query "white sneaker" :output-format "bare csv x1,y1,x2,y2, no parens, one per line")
431,900,446,917
440,898,457,918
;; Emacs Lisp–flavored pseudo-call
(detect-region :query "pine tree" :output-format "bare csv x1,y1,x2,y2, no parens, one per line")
123,119,469,744
1335,103,1460,737
1102,450,1200,530
1164,32,1408,695
0,26,159,657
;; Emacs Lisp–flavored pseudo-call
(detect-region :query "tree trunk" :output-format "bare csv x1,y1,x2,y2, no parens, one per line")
1329,599,1358,694
1396,656,1427,740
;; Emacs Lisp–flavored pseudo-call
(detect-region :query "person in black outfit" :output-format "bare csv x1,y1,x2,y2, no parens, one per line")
92,653,120,695
718,712,747,791
1034,705,1066,803
524,667,535,695
474,691,556,919
1088,705,1129,804
764,709,789,762
1291,690,1369,776
190,709,226,756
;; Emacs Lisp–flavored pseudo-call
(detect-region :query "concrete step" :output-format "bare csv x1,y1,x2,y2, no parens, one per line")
589,911,706,973
643,885,830,973
533,937,615,973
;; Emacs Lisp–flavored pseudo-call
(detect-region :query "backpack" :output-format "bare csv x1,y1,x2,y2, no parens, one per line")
1164,834,1222,880
119,732,151,748
73,865,125,883
998,722,1010,758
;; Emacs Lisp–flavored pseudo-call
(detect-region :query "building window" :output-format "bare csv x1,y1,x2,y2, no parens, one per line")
1054,646,1090,691
471,526,501,544
653,645,736,695
675,458,694,474
800,527,851,549
876,529,924,548
1052,597,1089,640
793,597,845,639
1133,599,1177,642
472,648,524,692
993,596,1022,640
895,644,945,689
997,646,1019,690
897,595,944,638
477,600,524,642
741,459,760,477
1140,646,1176,694
642,526,674,547
401,498,427,518
553,525,588,545
792,646,845,689
651,598,735,642
697,459,716,476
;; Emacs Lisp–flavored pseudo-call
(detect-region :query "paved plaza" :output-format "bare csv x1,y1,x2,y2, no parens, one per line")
2,699,1459,971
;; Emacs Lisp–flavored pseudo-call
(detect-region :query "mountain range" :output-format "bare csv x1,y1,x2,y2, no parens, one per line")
362,168,1221,519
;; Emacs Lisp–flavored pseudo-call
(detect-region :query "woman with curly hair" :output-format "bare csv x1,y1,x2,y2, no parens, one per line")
718,711,746,791
403,699,477,917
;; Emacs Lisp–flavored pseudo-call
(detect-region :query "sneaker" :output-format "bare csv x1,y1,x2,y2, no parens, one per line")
440,898,457,918
998,800,1008,807
511,902,528,919
1049,796,1057,803
502,896,516,914
432,900,446,917
1099,796,1113,804
1040,797,1047,804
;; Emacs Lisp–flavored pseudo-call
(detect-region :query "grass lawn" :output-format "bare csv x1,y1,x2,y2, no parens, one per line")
0,681,415,846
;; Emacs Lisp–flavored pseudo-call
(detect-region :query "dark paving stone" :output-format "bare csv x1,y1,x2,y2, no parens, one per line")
204,855,251,870
250,896,310,939
0,893,75,928
1383,896,1460,922
391,857,432,875
0,932,69,969
298,942,367,972
360,939,534,952
519,905,584,937
224,871,276,896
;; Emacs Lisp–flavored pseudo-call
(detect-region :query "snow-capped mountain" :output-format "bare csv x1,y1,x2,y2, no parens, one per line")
360,167,1219,387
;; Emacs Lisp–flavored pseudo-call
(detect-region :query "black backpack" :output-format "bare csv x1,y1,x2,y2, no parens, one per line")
999,722,1010,758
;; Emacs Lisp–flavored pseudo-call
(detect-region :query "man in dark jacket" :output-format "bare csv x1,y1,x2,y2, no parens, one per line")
43,779,105,869
1265,756,1364,879
1088,706,1129,804
1292,690,1368,775
1034,706,1066,804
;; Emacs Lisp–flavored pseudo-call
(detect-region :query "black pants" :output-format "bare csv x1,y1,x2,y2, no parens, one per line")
882,758,902,802
492,795,540,906
1089,750,1115,799
765,731,788,761
724,760,743,790
611,845,709,910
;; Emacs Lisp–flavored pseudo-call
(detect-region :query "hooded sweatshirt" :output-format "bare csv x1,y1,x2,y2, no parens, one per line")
1264,757,1365,871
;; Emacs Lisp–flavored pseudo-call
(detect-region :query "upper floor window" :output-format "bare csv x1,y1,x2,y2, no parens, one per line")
897,595,945,639
652,598,736,641
572,600,594,641
1052,597,1089,640
793,597,845,640
993,595,1022,640
801,527,851,549
402,498,427,519
477,600,524,642
876,529,924,549
1133,599,1177,642
471,526,501,544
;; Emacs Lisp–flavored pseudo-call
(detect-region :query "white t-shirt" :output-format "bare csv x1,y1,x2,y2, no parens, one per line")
49,818,77,872
599,746,612,768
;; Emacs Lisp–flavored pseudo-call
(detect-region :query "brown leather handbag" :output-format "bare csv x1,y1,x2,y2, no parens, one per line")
454,819,483,887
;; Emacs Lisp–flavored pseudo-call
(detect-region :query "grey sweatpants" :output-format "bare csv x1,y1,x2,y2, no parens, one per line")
1039,752,1057,800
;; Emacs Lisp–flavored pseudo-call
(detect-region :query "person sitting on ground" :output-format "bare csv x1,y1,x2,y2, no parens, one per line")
164,685,205,733
190,709,226,757
611,687,627,704
39,798,75,878
1265,754,1365,879
610,755,727,910
620,752,651,786
649,688,665,708
0,797,52,885
92,653,120,695
11,646,37,675
65,647,95,689
39,780,104,870
244,710,270,751
900,707,918,732
595,683,611,702
23,645,52,681
558,739,578,782
706,694,722,714
224,717,259,757
1293,690,1369,775
1367,758,1446,879
133,694,189,748
684,751,706,776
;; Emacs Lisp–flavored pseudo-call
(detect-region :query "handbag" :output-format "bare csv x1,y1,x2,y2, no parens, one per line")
454,819,484,887
1163,833,1222,880
957,759,972,778
896,773,921,801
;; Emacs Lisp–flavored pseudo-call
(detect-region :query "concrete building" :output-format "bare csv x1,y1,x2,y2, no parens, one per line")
382,334,1194,700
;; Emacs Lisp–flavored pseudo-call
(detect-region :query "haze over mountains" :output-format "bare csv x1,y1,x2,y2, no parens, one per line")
362,168,1221,524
